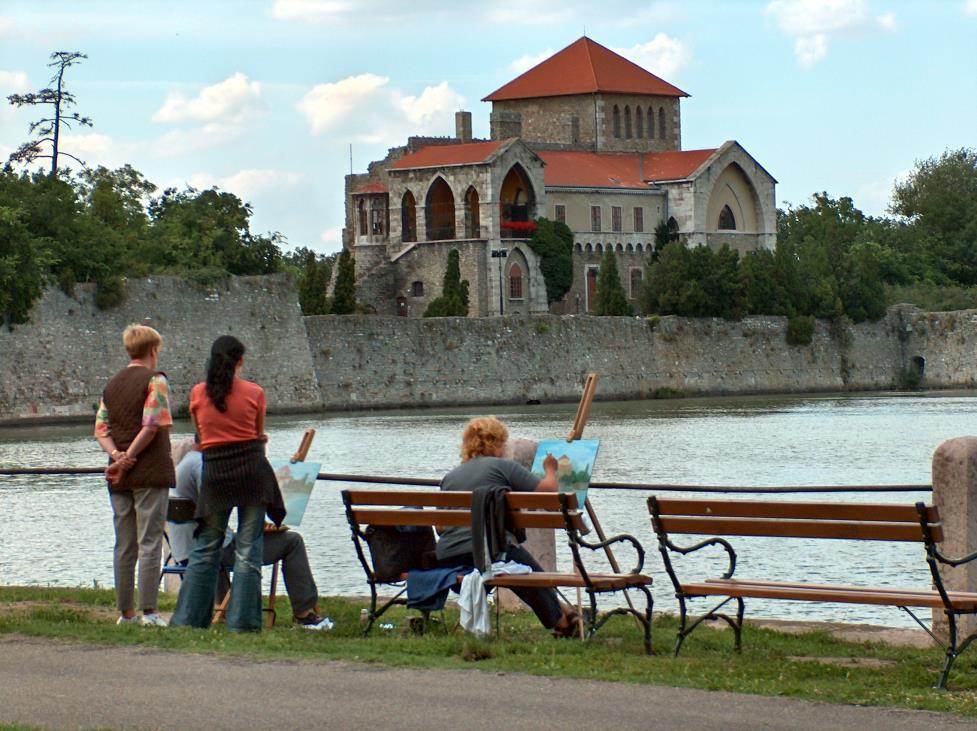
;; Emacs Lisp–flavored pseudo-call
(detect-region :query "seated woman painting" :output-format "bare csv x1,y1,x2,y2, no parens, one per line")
436,416,581,638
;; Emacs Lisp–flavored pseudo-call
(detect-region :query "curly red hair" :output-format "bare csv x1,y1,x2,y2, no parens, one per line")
460,416,509,461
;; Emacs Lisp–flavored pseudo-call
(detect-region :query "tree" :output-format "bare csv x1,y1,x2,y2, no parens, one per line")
7,51,92,175
528,217,573,304
0,204,53,324
424,248,470,317
290,247,333,315
330,249,357,314
594,249,632,316
891,148,977,285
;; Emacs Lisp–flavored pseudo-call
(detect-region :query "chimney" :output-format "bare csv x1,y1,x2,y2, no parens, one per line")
455,110,473,143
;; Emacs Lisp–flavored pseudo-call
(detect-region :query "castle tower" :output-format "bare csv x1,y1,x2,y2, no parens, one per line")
483,37,689,153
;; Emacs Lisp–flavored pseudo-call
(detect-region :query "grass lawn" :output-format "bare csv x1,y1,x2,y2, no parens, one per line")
2,586,976,719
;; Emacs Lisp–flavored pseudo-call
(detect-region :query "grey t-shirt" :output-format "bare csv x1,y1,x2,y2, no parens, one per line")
435,456,540,560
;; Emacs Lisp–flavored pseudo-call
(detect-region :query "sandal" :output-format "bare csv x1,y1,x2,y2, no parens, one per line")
552,610,584,639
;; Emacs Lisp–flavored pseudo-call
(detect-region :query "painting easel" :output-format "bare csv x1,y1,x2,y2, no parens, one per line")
567,374,643,636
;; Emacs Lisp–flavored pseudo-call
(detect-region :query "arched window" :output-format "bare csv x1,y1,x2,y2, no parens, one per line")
615,243,624,253
595,243,604,254
718,204,737,230
425,177,455,241
401,191,416,243
630,268,643,299
658,107,666,141
647,107,654,139
612,105,621,138
635,242,644,253
508,262,523,300
626,243,634,253
369,197,386,235
575,242,583,253
667,216,679,239
357,199,367,236
464,186,480,238
635,107,643,138
585,243,593,254
624,105,632,139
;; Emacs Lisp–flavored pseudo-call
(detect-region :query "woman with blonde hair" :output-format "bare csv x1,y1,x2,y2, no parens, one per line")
436,416,581,637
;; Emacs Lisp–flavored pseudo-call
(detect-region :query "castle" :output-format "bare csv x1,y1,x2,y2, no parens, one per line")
342,37,777,317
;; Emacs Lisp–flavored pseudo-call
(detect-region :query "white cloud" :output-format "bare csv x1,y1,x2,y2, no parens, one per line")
966,0,977,16
298,74,464,144
508,50,555,75
188,168,307,201
765,0,896,68
794,34,828,69
614,33,693,79
0,17,12,37
152,73,265,124
0,70,30,122
319,226,342,252
151,123,240,157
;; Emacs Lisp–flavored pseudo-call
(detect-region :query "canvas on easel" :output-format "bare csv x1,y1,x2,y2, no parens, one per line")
530,439,599,511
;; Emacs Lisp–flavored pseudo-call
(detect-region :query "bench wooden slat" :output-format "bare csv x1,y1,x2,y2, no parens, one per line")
680,579,977,610
654,516,931,542
486,572,653,590
349,507,586,531
344,489,578,511
652,498,939,524
701,577,977,603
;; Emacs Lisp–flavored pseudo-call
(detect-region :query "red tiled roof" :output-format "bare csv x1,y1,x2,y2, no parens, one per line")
353,181,389,194
484,37,689,102
389,140,507,170
538,149,717,188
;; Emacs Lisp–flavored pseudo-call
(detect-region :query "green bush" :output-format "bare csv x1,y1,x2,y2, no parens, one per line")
94,276,126,310
786,314,816,346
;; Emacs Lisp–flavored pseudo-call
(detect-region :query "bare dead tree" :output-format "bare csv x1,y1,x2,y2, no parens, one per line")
7,51,92,175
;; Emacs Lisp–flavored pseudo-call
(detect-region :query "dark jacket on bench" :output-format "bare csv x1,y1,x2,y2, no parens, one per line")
471,485,526,571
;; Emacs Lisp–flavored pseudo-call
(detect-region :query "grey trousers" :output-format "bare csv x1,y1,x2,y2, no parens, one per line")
217,530,319,615
110,487,168,613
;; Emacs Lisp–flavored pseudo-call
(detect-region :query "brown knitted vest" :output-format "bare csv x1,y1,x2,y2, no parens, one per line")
102,365,175,491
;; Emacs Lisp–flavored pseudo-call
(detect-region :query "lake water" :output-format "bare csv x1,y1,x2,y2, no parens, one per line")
1,391,972,628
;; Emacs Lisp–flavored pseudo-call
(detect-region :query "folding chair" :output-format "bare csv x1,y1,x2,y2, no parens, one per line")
160,497,196,586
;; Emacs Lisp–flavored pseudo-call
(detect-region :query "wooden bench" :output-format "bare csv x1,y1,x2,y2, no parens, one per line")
648,496,977,688
343,489,654,653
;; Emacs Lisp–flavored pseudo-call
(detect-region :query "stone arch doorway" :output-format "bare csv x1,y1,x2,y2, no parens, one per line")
505,247,531,315
499,164,536,236
464,186,480,239
401,190,417,243
705,163,763,233
425,177,455,241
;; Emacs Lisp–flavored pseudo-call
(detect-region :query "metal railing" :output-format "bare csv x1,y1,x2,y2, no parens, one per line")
0,467,932,495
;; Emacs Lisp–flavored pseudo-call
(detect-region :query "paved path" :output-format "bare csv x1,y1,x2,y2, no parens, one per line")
1,636,973,730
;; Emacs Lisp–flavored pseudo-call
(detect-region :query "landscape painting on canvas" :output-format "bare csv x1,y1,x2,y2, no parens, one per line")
530,439,599,508
269,459,321,526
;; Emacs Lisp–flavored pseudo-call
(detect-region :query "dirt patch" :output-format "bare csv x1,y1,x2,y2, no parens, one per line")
787,655,898,669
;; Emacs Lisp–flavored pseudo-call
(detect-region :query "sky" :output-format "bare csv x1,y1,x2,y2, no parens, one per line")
1,0,975,255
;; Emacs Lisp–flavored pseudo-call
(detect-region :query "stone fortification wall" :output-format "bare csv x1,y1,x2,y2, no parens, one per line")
0,274,319,424
4,272,977,424
305,310,922,411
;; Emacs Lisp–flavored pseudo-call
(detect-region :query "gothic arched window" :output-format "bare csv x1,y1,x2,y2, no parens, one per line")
624,106,632,139
509,262,523,299
718,205,737,230
658,107,666,141
635,107,643,138
612,105,621,138
647,107,654,139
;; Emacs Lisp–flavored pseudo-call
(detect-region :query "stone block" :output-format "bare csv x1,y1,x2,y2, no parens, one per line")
931,436,977,640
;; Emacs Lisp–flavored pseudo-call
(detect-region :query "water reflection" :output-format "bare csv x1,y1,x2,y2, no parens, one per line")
2,391,972,627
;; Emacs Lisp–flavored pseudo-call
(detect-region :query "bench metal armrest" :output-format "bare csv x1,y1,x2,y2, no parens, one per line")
661,535,738,580
573,532,646,575
932,546,977,568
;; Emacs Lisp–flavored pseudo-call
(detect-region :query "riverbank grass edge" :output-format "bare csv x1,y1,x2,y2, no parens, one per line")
1,586,976,718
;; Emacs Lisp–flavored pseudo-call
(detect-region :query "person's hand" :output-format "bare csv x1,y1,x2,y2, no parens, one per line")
105,460,131,487
543,453,558,473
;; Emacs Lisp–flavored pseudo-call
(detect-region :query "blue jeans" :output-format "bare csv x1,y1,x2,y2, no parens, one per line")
171,504,266,632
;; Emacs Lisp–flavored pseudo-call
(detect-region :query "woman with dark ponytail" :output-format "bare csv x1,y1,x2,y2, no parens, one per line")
171,335,285,632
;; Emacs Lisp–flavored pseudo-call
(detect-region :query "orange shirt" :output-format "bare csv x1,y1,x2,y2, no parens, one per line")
190,379,265,450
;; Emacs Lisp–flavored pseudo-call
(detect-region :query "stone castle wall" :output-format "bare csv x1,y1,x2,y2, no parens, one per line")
2,275,975,424
0,274,319,424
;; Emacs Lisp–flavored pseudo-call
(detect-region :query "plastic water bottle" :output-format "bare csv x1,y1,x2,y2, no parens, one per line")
360,608,369,628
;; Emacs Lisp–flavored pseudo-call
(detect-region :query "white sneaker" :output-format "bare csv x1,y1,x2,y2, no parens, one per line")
117,615,139,625
140,613,168,627
301,617,334,631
